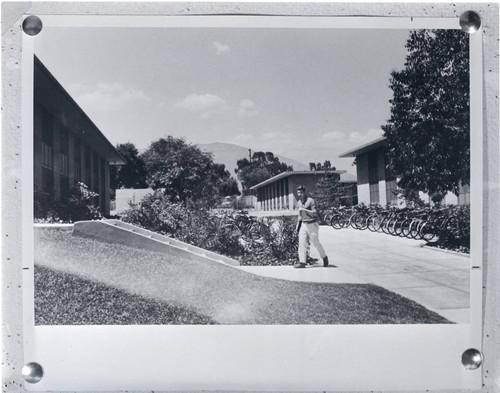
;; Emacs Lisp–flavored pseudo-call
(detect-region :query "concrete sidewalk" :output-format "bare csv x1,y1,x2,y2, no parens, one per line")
240,226,470,324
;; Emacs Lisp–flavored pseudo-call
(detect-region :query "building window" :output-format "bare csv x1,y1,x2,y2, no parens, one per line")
100,157,106,213
59,128,69,175
60,174,70,200
42,167,54,193
41,110,54,169
369,182,380,204
84,145,91,186
74,138,82,181
93,151,99,193
368,151,379,184
42,143,53,168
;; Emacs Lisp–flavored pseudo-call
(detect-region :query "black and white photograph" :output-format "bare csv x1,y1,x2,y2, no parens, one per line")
2,3,497,391
32,19,473,327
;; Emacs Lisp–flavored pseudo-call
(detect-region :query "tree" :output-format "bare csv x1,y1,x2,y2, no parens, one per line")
110,143,147,190
309,160,332,171
211,163,240,197
382,29,469,203
235,151,293,194
141,136,236,206
311,172,351,210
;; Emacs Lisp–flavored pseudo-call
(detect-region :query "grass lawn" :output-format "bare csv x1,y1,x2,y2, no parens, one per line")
34,228,451,325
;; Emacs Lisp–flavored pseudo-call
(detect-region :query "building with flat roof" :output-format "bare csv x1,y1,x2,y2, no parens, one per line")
339,137,469,206
34,56,125,216
249,170,357,212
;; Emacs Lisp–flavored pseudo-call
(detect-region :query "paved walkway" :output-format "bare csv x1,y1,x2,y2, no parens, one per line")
239,226,470,323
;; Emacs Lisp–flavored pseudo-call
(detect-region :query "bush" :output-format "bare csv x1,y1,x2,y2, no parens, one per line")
34,182,102,223
432,205,470,252
121,196,299,265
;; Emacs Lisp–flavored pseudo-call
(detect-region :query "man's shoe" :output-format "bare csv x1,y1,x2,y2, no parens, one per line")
294,263,307,269
323,256,329,267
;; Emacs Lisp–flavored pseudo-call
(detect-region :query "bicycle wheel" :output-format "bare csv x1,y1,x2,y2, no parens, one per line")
351,213,367,230
401,218,412,238
323,212,334,226
380,217,391,234
392,218,405,236
367,214,381,232
409,219,422,239
420,222,437,242
329,214,342,229
386,218,399,236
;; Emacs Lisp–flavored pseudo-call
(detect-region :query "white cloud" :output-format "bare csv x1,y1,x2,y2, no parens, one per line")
174,93,228,118
214,41,231,55
67,82,151,113
262,131,290,140
238,99,259,117
348,128,383,145
322,130,344,141
233,133,254,144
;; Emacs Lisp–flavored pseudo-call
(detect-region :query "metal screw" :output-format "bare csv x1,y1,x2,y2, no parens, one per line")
22,15,43,36
21,362,44,383
462,348,483,370
459,11,481,33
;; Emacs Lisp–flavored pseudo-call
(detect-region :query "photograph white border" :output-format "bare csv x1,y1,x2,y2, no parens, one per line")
21,14,483,391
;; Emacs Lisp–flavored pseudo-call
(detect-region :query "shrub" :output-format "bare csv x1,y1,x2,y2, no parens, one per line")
433,205,470,252
121,196,299,265
34,182,101,223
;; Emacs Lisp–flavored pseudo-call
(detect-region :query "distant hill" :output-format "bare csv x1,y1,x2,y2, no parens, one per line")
197,142,308,177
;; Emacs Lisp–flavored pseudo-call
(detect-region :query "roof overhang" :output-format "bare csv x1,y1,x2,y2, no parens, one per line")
250,170,353,190
34,55,125,165
338,137,387,158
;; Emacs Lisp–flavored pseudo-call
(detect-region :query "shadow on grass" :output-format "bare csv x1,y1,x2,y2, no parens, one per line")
34,228,452,325
35,265,216,325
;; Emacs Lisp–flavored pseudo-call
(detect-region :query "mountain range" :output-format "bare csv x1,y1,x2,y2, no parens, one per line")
197,142,309,177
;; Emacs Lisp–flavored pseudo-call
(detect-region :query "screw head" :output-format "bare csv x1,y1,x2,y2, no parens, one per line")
461,348,483,370
459,11,481,33
22,15,43,36
21,362,44,383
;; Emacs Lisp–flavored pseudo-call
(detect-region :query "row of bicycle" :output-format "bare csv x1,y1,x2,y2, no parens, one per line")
321,206,465,242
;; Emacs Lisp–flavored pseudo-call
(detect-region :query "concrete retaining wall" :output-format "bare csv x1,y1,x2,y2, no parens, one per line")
73,219,240,267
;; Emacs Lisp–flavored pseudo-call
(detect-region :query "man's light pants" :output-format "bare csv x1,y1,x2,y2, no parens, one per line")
298,222,326,263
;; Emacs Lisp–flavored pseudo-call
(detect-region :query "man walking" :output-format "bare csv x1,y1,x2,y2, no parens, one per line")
294,185,330,268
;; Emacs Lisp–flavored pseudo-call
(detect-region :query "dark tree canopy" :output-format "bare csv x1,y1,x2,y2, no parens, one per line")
311,172,352,211
142,136,238,206
110,142,148,190
235,151,293,194
309,160,332,171
382,29,470,203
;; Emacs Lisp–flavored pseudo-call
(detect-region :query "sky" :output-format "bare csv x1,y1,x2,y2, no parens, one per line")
34,24,411,172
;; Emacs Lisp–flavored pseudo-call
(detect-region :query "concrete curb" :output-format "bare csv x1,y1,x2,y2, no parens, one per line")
34,223,74,229
420,243,470,258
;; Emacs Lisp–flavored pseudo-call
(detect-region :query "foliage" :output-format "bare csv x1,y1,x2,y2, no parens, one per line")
311,172,353,212
141,136,237,207
34,186,57,220
432,204,470,252
235,151,293,195
110,142,148,191
121,196,299,264
34,182,101,223
382,29,470,203
309,160,332,171
64,182,102,221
